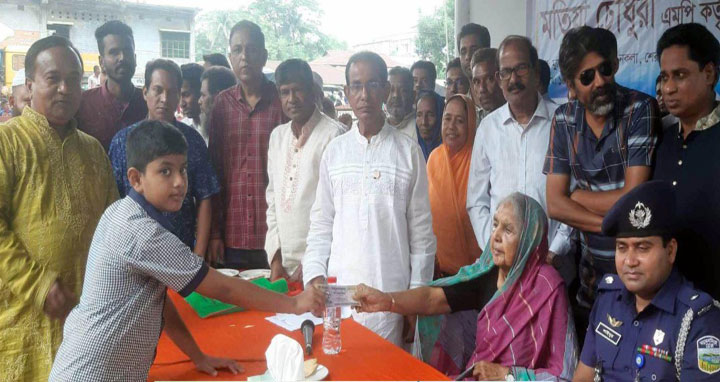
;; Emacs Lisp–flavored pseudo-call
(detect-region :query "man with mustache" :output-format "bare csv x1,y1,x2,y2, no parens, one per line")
467,36,573,277
76,20,147,151
386,66,417,140
457,23,491,80
573,181,720,382
0,35,118,381
108,59,219,261
653,23,720,300
469,48,506,123
207,21,288,269
544,26,659,340
265,59,344,283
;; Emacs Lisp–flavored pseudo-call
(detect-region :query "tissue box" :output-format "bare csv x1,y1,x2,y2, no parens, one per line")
185,278,289,318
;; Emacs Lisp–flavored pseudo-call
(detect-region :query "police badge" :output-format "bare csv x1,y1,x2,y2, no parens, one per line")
697,335,720,375
628,202,652,229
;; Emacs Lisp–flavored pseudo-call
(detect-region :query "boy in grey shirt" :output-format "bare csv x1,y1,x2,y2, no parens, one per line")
50,121,323,381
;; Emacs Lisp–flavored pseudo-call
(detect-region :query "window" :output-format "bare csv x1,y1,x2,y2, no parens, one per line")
161,31,190,59
47,24,71,39
12,55,25,71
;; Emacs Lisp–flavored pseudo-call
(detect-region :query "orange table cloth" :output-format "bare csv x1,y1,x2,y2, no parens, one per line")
148,291,449,381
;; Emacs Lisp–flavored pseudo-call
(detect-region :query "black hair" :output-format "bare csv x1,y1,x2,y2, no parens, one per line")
456,23,491,51
498,35,539,68
180,63,203,96
127,120,188,173
345,51,387,85
410,60,437,84
25,35,83,80
470,47,498,71
388,66,413,85
656,23,720,84
94,20,134,55
202,53,231,69
539,59,551,92
275,58,314,91
228,20,265,48
447,57,463,72
201,66,237,95
559,26,617,83
321,97,336,118
144,59,182,89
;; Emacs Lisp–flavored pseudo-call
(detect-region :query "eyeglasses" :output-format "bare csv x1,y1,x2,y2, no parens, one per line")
578,61,613,86
497,63,530,81
349,80,384,95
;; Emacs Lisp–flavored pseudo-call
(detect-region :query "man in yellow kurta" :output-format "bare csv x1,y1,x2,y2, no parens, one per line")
0,36,118,381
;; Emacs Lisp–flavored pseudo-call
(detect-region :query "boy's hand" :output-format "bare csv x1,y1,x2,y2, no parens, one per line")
352,283,391,313
43,280,76,319
193,354,242,377
293,285,325,317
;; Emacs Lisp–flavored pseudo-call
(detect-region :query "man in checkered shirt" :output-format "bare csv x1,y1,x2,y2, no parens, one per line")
50,121,323,381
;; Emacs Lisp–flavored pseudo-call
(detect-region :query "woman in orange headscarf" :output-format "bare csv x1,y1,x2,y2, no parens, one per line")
427,93,482,278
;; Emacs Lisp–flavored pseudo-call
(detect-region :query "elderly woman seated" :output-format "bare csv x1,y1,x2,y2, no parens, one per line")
354,193,578,381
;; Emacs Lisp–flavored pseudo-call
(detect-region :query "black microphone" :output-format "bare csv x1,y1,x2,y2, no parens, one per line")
301,319,315,355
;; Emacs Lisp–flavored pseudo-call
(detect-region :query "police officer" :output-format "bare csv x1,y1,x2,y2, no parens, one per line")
573,181,720,381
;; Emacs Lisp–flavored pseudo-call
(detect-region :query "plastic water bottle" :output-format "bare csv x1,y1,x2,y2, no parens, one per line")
322,276,342,354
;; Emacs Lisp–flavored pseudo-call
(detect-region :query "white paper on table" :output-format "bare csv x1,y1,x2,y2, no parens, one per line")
265,310,352,331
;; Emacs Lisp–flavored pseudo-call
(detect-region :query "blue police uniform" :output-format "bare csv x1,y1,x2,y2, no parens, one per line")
580,181,720,381
580,271,720,381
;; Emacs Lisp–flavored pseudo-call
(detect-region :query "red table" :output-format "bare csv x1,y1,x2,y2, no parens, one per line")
148,291,449,381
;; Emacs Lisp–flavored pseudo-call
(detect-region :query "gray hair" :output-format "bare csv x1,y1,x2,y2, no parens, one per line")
498,192,528,229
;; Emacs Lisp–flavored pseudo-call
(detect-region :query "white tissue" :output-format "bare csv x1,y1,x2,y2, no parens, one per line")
265,334,305,381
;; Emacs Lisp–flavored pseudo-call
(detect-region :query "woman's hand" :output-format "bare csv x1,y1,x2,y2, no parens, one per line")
193,354,243,376
472,361,509,381
352,283,393,313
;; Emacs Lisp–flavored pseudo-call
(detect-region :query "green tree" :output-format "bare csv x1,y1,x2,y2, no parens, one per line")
193,0,346,62
415,0,455,77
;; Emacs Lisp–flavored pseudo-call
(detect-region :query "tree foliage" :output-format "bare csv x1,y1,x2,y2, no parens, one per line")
414,0,455,77
194,0,346,62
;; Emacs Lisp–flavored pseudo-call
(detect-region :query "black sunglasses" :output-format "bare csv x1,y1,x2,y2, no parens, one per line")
578,61,613,86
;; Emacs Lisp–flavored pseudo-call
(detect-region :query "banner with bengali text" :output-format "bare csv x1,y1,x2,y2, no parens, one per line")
528,0,720,99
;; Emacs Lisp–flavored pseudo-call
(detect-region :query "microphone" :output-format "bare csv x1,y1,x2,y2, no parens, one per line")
301,319,315,355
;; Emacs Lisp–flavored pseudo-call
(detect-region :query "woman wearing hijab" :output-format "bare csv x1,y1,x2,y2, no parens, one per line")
427,94,482,278
415,91,443,161
353,193,578,381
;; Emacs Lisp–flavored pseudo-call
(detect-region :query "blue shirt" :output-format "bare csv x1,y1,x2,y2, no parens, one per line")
580,270,720,381
543,85,659,307
108,120,220,247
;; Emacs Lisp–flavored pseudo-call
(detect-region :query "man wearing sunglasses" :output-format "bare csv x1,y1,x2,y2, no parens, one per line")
544,26,659,340
467,36,573,278
303,51,435,347
653,23,720,301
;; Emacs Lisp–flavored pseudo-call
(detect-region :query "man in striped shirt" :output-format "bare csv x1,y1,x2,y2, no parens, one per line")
543,26,659,339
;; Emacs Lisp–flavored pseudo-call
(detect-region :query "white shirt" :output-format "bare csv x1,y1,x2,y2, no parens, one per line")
88,74,101,89
388,111,417,141
467,95,573,255
265,109,344,274
303,121,436,346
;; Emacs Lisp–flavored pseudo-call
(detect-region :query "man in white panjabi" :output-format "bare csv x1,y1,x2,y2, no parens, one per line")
303,51,436,346
265,59,345,282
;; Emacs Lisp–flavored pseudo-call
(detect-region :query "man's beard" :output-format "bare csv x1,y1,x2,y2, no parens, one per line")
587,83,617,116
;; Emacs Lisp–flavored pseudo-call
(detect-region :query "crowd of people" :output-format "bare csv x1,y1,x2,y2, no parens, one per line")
0,15,719,382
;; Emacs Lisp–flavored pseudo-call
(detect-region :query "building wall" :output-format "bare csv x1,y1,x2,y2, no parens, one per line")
456,0,528,47
0,1,196,86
